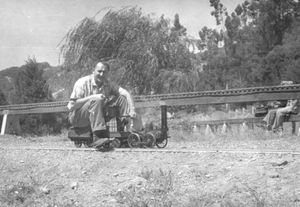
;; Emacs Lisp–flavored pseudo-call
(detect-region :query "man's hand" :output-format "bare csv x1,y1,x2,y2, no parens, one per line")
129,109,137,118
89,94,106,100
67,100,76,111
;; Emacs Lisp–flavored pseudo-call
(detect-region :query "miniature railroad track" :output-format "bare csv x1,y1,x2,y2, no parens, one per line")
1,84,300,113
2,146,300,155
134,84,300,101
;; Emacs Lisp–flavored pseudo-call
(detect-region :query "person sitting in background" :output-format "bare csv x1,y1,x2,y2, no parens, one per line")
262,81,298,133
67,61,136,147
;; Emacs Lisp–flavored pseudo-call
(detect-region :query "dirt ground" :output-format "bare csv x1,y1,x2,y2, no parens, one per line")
1,128,300,207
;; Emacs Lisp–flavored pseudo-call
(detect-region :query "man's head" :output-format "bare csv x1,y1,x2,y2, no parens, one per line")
93,62,110,86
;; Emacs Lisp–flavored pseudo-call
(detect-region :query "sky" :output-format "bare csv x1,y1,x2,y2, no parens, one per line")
0,0,244,70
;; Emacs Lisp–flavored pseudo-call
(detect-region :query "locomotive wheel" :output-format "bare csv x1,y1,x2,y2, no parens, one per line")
155,132,168,148
156,138,168,148
111,138,121,148
74,141,82,148
127,133,141,148
144,132,156,147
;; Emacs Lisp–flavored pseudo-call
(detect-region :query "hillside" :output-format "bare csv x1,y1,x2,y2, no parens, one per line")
0,62,66,104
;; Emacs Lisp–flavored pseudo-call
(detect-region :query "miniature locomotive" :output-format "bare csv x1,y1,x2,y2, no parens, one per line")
68,112,168,149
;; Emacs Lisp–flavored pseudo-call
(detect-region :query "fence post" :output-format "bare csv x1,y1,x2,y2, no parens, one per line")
292,121,296,135
1,110,9,135
205,124,213,136
161,105,168,140
221,122,227,135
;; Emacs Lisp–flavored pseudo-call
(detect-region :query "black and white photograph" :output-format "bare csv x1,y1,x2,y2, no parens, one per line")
1,0,300,206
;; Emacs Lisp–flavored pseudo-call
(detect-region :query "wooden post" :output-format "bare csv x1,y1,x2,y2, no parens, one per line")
161,105,168,139
292,121,296,135
205,124,213,136
1,110,9,135
240,122,248,134
221,122,227,134
225,83,229,111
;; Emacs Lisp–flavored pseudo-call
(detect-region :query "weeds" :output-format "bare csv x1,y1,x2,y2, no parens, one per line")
1,181,36,206
242,183,266,207
116,168,174,207
139,167,153,181
185,193,223,207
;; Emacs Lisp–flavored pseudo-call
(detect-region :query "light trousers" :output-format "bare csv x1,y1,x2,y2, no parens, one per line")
69,95,129,132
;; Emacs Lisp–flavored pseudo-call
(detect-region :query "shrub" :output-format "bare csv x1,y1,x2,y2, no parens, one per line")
13,58,65,135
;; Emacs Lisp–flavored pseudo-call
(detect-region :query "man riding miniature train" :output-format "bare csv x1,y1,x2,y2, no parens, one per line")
67,61,136,149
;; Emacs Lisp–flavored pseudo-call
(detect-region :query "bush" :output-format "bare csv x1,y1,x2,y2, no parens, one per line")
13,58,67,136
0,89,7,106
19,113,69,136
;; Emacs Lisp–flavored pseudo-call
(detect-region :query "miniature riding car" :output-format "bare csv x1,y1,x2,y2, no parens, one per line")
68,113,169,149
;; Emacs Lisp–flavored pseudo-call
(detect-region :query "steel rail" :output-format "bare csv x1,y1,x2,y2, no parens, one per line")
1,84,300,111
134,84,300,101
2,146,300,155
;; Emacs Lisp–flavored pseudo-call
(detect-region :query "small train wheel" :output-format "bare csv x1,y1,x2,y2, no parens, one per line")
127,133,141,148
144,132,156,147
74,141,82,148
156,138,168,148
155,132,168,148
111,138,121,148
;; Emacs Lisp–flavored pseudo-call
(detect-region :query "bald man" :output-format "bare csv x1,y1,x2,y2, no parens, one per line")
67,62,136,147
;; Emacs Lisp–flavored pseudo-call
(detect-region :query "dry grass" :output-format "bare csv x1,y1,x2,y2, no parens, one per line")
0,137,300,206
115,168,174,206
1,108,300,206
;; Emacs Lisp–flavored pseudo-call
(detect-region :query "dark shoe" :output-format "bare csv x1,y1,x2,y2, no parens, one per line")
101,142,115,152
92,138,110,148
93,130,109,141
92,138,116,151
92,130,116,151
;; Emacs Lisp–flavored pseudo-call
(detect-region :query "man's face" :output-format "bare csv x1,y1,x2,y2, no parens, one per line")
93,63,108,86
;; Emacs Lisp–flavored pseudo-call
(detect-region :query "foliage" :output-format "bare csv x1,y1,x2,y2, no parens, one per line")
261,17,300,84
0,89,7,105
11,58,63,135
170,13,187,40
15,58,52,104
57,1,300,103
198,26,221,51
1,181,36,206
116,168,174,206
59,7,199,95
210,0,228,25
202,0,300,89
0,89,7,127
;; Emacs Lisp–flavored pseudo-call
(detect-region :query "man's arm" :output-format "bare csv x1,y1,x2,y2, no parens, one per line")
67,97,90,111
67,94,105,111
118,87,136,117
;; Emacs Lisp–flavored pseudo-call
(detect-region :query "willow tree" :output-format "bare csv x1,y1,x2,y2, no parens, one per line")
59,7,199,95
